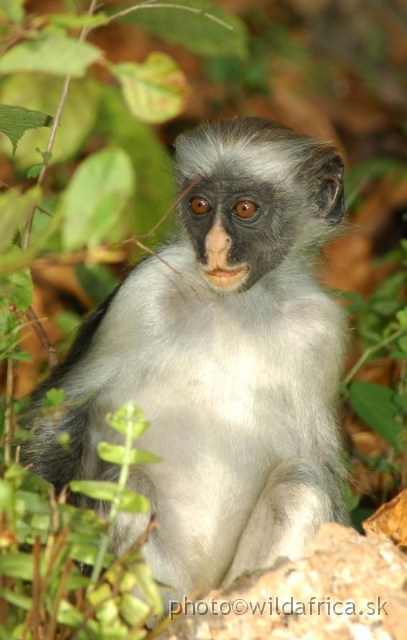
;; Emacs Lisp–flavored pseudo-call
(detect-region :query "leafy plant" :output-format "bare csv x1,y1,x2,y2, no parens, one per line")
0,401,161,639
339,166,407,520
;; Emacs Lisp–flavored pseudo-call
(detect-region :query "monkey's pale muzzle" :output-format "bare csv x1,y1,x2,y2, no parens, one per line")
204,266,249,290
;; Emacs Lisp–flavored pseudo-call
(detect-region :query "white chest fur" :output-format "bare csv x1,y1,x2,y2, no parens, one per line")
74,245,345,589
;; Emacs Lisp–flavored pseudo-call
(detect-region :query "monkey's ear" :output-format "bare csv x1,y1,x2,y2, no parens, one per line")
314,154,344,225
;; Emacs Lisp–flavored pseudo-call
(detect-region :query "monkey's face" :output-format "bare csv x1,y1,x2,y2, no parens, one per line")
178,175,297,293
175,118,345,294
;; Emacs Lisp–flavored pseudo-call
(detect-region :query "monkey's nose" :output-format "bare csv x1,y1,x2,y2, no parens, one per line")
205,222,232,268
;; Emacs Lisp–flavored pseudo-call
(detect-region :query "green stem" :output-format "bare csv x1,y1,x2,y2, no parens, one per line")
343,329,404,387
106,1,234,31
89,415,133,585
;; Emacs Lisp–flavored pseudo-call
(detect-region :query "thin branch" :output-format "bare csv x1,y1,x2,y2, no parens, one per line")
131,237,202,297
22,75,71,251
4,359,14,466
25,307,58,368
138,175,202,240
106,1,234,31
32,247,126,268
342,329,404,387
22,0,99,251
20,0,99,367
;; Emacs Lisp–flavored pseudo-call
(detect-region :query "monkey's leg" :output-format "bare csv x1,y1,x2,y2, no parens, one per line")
223,460,336,587
100,468,194,609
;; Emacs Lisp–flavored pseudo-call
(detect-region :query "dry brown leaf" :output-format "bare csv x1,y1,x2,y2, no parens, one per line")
362,489,407,547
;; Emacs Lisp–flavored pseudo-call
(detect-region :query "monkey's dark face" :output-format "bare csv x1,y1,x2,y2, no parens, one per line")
178,175,297,293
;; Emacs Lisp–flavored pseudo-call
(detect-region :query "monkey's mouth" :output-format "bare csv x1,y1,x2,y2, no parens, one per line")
204,266,249,289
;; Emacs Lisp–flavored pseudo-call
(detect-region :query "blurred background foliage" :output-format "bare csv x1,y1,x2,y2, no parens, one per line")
1,0,407,632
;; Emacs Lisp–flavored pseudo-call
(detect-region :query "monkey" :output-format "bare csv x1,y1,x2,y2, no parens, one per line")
23,117,349,609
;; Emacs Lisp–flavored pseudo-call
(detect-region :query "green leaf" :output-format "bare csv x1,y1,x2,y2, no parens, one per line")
96,84,175,239
127,550,163,615
370,270,407,301
69,481,150,512
0,33,102,77
55,310,81,337
122,0,248,59
397,335,407,353
369,299,403,317
66,573,91,591
112,54,188,123
56,601,84,628
97,442,161,465
69,543,111,566
15,490,51,516
0,588,32,611
113,488,151,513
119,593,151,627
0,104,52,154
349,381,404,451
4,462,25,483
94,595,119,625
0,553,34,580
27,164,42,179
75,264,119,305
8,350,31,362
42,388,66,407
339,291,368,314
59,502,106,535
47,12,109,29
87,583,112,607
62,147,135,250
0,74,100,169
396,306,407,328
0,0,24,22
0,269,33,311
0,186,42,251
106,402,149,438
0,480,13,510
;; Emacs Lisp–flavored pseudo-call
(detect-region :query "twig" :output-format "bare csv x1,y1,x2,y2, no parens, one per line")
4,359,14,466
22,0,99,251
32,247,126,268
132,237,202,297
22,75,71,251
134,512,158,548
25,307,58,368
47,557,74,640
106,1,234,32
21,536,42,640
20,0,100,365
138,175,202,240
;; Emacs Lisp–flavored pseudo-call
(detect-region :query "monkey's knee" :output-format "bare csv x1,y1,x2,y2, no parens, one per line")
223,461,337,586
267,460,334,524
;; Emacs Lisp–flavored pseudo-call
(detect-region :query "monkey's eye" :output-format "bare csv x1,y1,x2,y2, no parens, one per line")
234,200,258,219
190,197,211,215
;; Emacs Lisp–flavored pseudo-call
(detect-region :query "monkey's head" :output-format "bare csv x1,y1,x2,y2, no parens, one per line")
174,118,344,293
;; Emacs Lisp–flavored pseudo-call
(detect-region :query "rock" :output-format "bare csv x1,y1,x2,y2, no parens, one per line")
159,523,407,640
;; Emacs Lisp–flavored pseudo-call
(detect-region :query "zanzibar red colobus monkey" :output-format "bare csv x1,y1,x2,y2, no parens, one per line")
24,118,348,607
